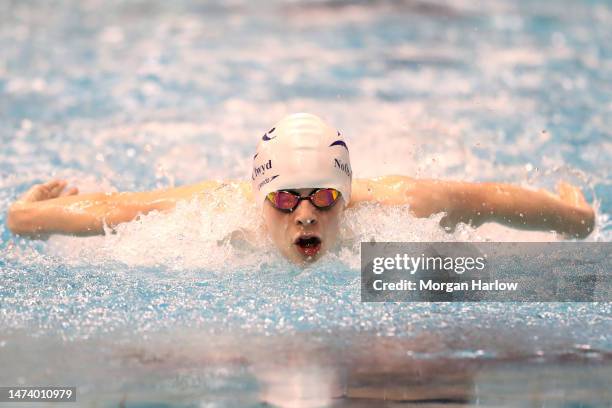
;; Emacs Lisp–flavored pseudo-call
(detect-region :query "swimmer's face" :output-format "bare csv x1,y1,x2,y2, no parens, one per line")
262,188,344,264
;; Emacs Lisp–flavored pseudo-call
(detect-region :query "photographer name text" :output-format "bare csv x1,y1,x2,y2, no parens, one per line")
372,279,518,292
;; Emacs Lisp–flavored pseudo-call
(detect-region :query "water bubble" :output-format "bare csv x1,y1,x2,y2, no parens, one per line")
20,119,33,131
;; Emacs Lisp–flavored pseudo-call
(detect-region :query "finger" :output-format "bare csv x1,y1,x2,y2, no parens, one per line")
43,179,63,189
61,187,79,196
33,181,54,198
49,180,67,197
20,181,62,202
24,183,42,194
557,181,588,207
21,184,46,201
557,181,574,202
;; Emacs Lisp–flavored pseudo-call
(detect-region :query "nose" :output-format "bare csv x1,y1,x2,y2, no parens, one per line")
294,199,318,226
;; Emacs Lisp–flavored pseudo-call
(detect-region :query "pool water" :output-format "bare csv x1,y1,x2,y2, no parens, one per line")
0,0,611,406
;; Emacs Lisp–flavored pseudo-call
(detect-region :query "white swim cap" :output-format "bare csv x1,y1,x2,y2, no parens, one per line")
252,113,352,208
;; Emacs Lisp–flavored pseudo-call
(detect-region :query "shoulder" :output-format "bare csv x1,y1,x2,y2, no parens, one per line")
349,175,416,207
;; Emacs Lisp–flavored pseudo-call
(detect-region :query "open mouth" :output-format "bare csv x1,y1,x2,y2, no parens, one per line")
294,235,322,258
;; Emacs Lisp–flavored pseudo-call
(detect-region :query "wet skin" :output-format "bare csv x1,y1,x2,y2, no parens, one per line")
261,188,345,264
7,177,595,255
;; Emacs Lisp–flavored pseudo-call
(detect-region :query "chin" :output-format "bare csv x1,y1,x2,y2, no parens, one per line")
287,246,325,265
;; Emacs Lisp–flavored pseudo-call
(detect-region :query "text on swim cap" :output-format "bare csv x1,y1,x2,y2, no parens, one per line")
334,158,352,178
252,159,272,180
258,174,279,191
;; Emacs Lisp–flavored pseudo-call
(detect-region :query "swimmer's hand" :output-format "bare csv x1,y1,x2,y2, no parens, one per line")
7,180,79,238
6,179,79,239
555,181,592,212
17,179,79,203
546,181,596,237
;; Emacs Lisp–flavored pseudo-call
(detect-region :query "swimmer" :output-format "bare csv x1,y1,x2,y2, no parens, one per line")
6,113,596,264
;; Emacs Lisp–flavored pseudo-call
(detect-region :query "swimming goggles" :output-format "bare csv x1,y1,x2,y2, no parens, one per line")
266,188,341,213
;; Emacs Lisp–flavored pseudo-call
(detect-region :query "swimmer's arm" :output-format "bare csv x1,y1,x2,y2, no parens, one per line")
351,176,595,238
6,179,226,237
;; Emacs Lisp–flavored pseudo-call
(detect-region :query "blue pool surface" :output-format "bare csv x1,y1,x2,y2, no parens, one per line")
0,0,611,406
